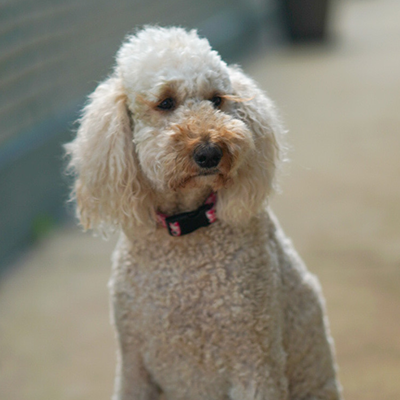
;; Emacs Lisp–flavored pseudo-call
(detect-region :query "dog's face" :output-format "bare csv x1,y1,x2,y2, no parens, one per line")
65,27,282,232
117,28,253,193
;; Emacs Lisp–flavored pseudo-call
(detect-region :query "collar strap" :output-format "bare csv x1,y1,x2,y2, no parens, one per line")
156,193,217,237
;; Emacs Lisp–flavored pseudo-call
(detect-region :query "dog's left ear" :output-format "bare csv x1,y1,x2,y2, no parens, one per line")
217,67,284,224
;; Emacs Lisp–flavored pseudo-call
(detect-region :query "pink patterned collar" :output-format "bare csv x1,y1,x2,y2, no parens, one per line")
156,193,217,237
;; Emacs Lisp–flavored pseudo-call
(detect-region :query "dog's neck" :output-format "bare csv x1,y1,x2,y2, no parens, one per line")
154,186,213,216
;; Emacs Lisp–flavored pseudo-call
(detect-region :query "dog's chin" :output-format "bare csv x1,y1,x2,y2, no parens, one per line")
192,173,219,188
170,172,232,191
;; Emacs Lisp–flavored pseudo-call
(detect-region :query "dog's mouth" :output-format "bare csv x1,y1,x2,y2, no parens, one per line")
196,168,219,177
169,169,229,191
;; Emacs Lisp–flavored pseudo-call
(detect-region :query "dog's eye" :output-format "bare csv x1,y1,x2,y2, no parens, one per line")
157,98,175,111
210,96,222,108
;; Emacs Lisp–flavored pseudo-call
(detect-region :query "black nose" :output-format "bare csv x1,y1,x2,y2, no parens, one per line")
193,143,222,169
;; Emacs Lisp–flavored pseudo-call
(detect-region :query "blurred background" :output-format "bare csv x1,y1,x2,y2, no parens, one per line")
0,0,399,399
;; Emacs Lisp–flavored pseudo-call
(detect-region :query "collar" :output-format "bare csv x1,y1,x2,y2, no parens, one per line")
156,193,217,237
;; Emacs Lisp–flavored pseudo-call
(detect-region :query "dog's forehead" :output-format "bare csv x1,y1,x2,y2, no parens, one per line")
150,64,230,97
117,28,231,98
121,53,230,95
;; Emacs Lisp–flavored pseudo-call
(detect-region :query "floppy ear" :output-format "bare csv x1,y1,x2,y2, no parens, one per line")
65,75,153,233
217,67,284,224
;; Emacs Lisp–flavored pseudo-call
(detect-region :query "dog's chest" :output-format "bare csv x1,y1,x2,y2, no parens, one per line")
121,244,268,333
111,225,277,342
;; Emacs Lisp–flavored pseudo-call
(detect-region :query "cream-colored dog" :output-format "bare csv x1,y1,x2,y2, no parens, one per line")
65,26,342,400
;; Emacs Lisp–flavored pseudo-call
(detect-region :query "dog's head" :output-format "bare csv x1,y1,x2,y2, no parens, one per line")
65,27,284,233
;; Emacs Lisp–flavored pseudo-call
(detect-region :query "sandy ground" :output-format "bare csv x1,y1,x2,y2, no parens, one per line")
1,0,399,399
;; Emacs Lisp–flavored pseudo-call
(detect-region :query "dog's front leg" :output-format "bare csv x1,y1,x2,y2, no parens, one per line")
112,346,161,400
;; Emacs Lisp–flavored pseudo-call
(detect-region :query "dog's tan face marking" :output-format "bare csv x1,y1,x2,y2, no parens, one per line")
164,102,251,191
132,77,254,193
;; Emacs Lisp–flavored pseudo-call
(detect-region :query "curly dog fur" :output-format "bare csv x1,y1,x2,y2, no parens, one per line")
65,26,342,400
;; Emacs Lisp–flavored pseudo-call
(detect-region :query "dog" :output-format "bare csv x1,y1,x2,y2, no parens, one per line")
65,26,342,400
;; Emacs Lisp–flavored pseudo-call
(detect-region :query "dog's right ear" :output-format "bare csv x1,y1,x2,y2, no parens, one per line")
216,67,284,224
65,75,153,233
